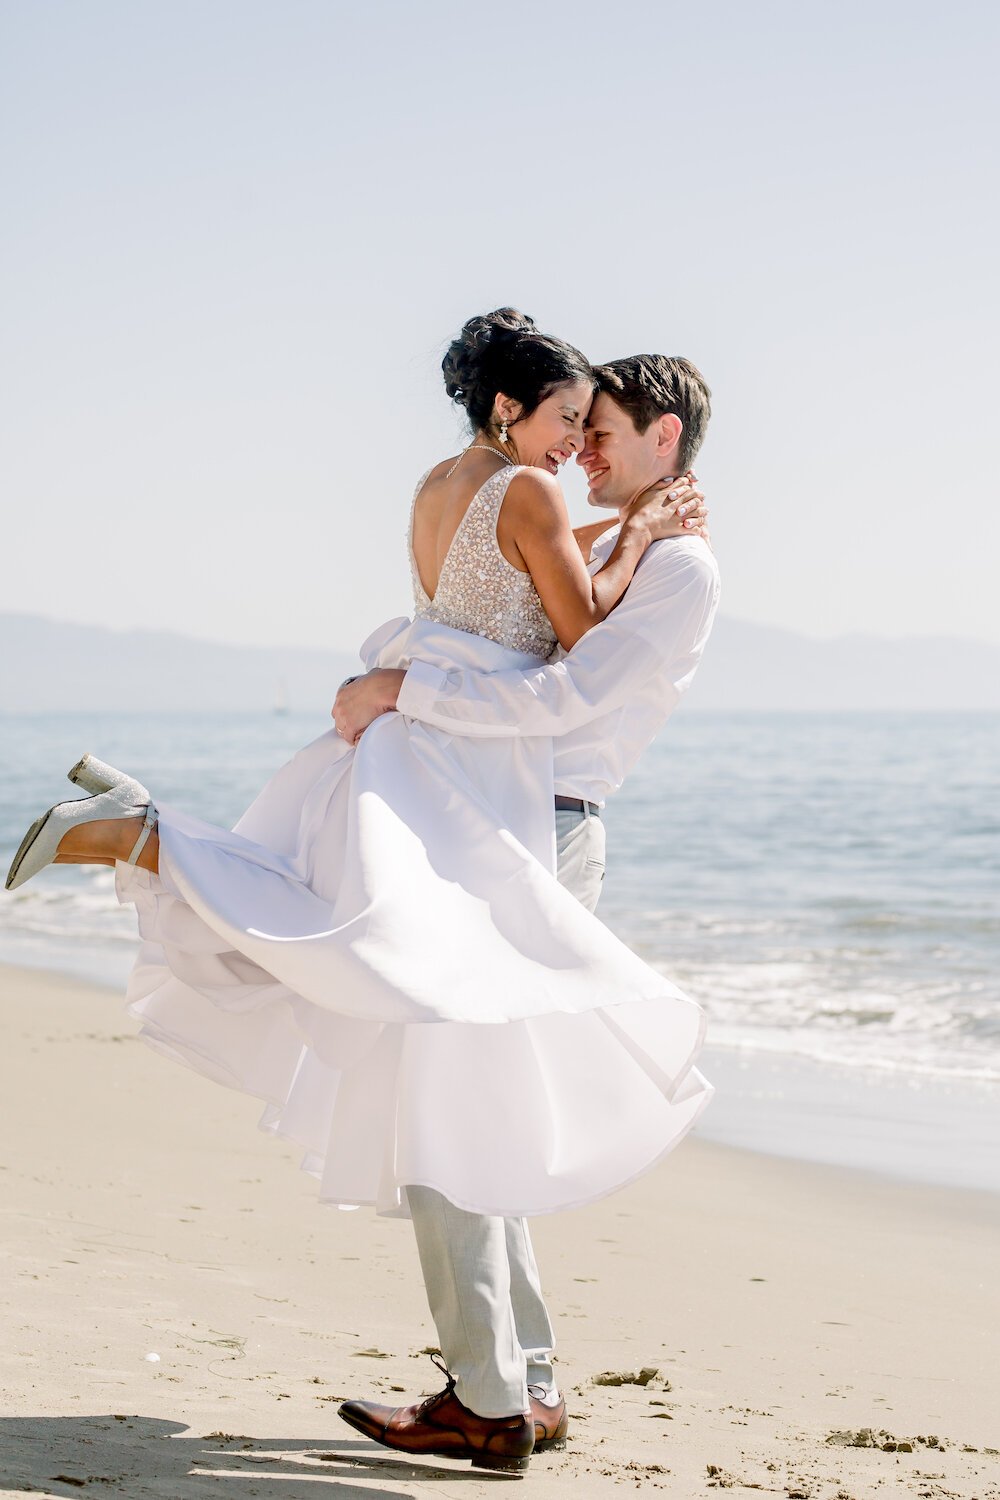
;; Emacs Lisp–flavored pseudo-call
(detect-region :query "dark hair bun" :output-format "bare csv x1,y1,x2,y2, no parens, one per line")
442,308,537,408
442,307,593,436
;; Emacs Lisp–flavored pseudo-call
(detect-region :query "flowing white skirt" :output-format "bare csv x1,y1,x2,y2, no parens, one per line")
117,617,712,1217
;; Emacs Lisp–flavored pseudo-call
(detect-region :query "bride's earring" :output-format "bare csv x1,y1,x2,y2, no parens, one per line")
499,419,508,443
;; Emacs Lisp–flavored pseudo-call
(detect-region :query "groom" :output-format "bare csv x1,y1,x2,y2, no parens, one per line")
334,353,719,1469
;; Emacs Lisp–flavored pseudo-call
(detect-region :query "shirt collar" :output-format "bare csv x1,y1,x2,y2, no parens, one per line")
589,522,622,564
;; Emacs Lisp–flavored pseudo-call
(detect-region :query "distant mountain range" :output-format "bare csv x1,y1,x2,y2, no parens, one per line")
0,613,358,714
0,612,996,713
686,616,1000,711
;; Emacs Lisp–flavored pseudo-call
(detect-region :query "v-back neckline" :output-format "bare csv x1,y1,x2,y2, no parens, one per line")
410,465,516,607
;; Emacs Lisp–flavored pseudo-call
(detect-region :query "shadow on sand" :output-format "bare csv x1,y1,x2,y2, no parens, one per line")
0,1413,524,1497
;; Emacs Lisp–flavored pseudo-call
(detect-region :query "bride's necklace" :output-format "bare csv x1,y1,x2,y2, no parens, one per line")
470,443,516,465
444,443,517,480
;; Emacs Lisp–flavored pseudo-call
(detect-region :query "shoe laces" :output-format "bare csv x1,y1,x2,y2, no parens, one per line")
414,1351,456,1419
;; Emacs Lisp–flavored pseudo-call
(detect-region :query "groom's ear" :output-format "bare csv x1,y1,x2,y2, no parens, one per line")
653,412,683,461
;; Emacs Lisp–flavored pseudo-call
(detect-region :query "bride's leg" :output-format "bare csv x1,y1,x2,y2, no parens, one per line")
54,818,160,874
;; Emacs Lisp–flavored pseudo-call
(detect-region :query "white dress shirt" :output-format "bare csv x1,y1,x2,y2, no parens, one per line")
396,527,721,806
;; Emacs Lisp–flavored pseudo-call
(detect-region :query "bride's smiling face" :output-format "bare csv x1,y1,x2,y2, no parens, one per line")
493,380,594,476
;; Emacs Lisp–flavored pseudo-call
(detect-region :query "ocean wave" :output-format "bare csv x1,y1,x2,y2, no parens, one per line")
707,1022,1000,1085
645,949,1000,1082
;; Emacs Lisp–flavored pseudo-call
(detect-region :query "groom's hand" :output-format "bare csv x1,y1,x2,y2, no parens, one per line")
332,668,405,745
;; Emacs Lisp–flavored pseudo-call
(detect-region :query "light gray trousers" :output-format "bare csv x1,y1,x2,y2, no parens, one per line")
408,805,606,1418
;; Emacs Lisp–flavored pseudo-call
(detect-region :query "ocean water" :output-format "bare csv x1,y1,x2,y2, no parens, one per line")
599,712,1000,1088
1,711,997,1091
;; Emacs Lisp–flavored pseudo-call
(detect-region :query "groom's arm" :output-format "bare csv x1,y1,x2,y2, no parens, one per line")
336,542,719,741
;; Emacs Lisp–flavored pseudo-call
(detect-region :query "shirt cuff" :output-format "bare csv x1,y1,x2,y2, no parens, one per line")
397,659,452,718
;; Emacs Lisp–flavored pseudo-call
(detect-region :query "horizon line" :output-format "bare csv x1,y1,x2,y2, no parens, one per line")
4,609,1000,657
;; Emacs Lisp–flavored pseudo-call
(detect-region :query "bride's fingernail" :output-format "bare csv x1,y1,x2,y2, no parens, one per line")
677,503,688,515
683,518,694,528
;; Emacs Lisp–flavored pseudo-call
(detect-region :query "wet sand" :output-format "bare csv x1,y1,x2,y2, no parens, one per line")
1,962,998,1498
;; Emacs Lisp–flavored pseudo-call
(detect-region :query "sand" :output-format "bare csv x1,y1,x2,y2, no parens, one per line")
1,961,998,1499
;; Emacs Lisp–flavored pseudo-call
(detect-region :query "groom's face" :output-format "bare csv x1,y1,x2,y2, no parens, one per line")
578,392,666,511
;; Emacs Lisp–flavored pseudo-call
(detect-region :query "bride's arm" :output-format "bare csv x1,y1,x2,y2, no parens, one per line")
503,470,687,651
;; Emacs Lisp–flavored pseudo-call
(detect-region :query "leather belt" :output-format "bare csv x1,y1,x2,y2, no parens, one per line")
554,795,601,816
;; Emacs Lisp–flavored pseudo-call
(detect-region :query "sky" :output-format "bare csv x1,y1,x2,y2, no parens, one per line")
2,0,998,655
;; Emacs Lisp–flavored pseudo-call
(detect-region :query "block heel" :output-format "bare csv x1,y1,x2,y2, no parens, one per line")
474,1450,532,1472
67,754,122,796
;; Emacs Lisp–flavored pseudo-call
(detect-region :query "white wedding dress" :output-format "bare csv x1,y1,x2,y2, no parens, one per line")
116,465,712,1217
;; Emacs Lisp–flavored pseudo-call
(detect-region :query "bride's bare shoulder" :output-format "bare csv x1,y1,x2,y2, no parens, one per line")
505,467,566,518
414,458,455,494
410,456,458,504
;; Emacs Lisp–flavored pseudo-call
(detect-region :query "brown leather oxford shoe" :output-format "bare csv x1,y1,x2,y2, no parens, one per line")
529,1386,569,1450
338,1362,534,1473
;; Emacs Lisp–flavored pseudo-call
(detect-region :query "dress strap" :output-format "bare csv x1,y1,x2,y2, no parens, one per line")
476,463,523,527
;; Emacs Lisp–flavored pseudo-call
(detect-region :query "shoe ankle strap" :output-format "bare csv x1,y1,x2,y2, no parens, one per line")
126,804,158,866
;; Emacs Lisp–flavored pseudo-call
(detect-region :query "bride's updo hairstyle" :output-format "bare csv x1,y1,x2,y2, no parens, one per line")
443,307,594,436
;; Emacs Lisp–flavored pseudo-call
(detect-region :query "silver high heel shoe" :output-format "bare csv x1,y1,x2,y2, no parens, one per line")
4,770,157,892
66,752,125,797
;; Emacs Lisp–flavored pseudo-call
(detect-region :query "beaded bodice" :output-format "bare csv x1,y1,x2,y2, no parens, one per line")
408,465,557,659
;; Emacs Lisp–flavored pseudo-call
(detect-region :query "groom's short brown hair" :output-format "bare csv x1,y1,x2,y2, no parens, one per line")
594,355,711,472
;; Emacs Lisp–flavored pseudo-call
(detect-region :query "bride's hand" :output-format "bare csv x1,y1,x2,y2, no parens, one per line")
623,471,708,543
333,669,405,745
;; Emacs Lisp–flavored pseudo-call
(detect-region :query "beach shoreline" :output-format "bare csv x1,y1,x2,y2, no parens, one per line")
3,942,997,1194
2,960,998,1498
699,1044,1000,1194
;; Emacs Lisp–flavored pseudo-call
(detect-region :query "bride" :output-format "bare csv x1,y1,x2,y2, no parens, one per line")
6,308,711,1219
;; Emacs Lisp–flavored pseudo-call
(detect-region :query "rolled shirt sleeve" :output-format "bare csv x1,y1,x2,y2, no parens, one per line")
397,538,720,740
